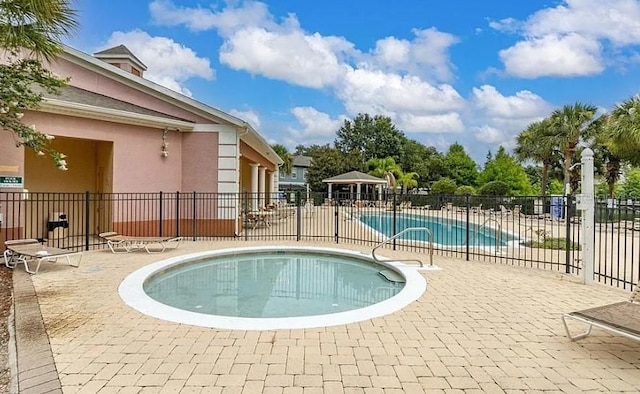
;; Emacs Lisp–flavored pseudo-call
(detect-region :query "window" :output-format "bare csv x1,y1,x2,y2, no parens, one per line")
291,171,297,179
280,172,285,178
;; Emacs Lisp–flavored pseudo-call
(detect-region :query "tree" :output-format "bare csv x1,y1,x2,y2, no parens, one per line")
396,171,419,194
398,139,444,187
430,178,457,195
443,143,478,186
366,157,402,189
271,144,292,175
479,146,534,196
1,0,77,169
334,113,406,163
595,96,640,197
550,103,598,194
515,118,559,196
478,181,510,196
305,145,351,192
621,168,640,199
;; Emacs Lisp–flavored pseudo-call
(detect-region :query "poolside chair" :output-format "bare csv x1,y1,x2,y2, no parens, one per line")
562,287,640,342
3,239,82,274
99,232,182,253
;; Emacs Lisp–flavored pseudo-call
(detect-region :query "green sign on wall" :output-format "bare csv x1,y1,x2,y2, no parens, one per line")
0,176,23,188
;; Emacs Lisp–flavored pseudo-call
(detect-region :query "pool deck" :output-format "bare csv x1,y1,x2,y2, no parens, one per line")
12,240,640,393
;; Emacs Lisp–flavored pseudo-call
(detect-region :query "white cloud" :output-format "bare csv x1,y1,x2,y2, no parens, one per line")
339,68,464,117
396,113,465,134
472,85,553,119
100,30,214,96
499,34,604,78
287,107,344,140
228,109,261,131
149,1,464,127
492,0,640,78
220,27,351,88
150,0,275,35
473,125,505,144
369,28,459,82
525,0,640,46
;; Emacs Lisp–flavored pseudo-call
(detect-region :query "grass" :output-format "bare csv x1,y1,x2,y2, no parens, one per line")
524,237,581,251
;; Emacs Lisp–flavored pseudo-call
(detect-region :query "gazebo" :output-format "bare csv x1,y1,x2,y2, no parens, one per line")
322,171,388,202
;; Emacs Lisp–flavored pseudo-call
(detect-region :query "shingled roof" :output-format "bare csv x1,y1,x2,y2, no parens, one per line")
94,44,147,71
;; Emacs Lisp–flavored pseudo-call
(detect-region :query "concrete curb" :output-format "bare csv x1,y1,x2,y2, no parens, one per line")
12,269,62,394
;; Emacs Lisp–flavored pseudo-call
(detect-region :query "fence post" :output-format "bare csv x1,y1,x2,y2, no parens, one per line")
580,148,595,284
334,192,339,243
244,192,249,241
465,193,470,261
84,191,90,251
159,191,163,237
565,197,572,274
392,193,397,250
296,191,302,241
192,191,197,241
175,191,180,238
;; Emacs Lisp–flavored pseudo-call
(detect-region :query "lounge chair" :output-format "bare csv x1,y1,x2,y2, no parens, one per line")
99,232,182,253
3,239,82,274
562,287,640,342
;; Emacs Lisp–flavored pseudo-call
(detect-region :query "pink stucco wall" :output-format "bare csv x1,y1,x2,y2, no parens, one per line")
49,57,216,124
23,112,184,192
182,133,219,191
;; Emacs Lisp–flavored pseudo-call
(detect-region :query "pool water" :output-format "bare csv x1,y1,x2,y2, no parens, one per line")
143,251,403,318
359,213,515,246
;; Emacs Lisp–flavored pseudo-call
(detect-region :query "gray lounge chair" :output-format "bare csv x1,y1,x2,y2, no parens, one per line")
562,287,640,341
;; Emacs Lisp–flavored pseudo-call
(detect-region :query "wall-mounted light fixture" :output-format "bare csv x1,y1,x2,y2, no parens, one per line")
161,128,169,158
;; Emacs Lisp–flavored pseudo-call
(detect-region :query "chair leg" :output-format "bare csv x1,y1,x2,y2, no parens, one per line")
562,314,593,341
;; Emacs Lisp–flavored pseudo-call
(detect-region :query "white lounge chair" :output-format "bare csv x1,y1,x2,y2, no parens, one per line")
562,287,640,342
4,239,82,274
99,232,182,253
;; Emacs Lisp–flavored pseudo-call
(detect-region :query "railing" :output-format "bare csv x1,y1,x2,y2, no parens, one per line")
371,227,433,267
0,191,637,291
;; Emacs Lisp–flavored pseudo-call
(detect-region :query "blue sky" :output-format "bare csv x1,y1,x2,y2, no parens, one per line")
68,0,640,163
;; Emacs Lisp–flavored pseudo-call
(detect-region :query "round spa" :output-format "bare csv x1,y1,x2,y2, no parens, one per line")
119,246,426,330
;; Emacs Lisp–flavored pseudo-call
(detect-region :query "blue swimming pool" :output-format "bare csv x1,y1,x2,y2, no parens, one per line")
359,213,516,246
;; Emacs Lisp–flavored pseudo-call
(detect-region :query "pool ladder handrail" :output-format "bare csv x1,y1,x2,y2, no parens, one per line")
472,217,502,246
372,227,433,267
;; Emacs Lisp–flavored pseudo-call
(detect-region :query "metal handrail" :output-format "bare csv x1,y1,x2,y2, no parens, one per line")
372,227,433,267
473,218,502,247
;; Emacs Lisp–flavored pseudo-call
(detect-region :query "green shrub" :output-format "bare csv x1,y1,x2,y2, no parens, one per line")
455,185,476,195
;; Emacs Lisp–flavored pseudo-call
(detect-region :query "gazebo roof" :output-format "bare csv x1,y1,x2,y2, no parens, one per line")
322,171,387,184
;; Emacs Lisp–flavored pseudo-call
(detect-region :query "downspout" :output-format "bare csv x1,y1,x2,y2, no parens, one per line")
236,124,250,236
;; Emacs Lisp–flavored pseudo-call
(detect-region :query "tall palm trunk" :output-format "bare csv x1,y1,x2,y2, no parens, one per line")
540,161,551,196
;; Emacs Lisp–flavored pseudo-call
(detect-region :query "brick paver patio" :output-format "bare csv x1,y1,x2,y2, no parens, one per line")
15,240,640,393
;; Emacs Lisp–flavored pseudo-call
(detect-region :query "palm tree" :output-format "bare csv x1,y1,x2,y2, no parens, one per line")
595,96,640,197
0,0,77,59
606,96,640,166
366,157,402,190
550,103,598,195
0,0,77,168
397,172,419,194
515,118,558,196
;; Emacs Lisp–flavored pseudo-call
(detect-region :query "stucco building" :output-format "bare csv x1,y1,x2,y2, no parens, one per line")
0,45,282,239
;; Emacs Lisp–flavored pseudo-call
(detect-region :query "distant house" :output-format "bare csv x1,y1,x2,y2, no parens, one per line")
0,44,282,239
279,155,312,191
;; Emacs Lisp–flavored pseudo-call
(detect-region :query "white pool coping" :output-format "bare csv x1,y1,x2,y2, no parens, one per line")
119,246,428,331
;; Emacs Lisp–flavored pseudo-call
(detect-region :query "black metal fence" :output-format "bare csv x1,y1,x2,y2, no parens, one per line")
0,191,637,290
